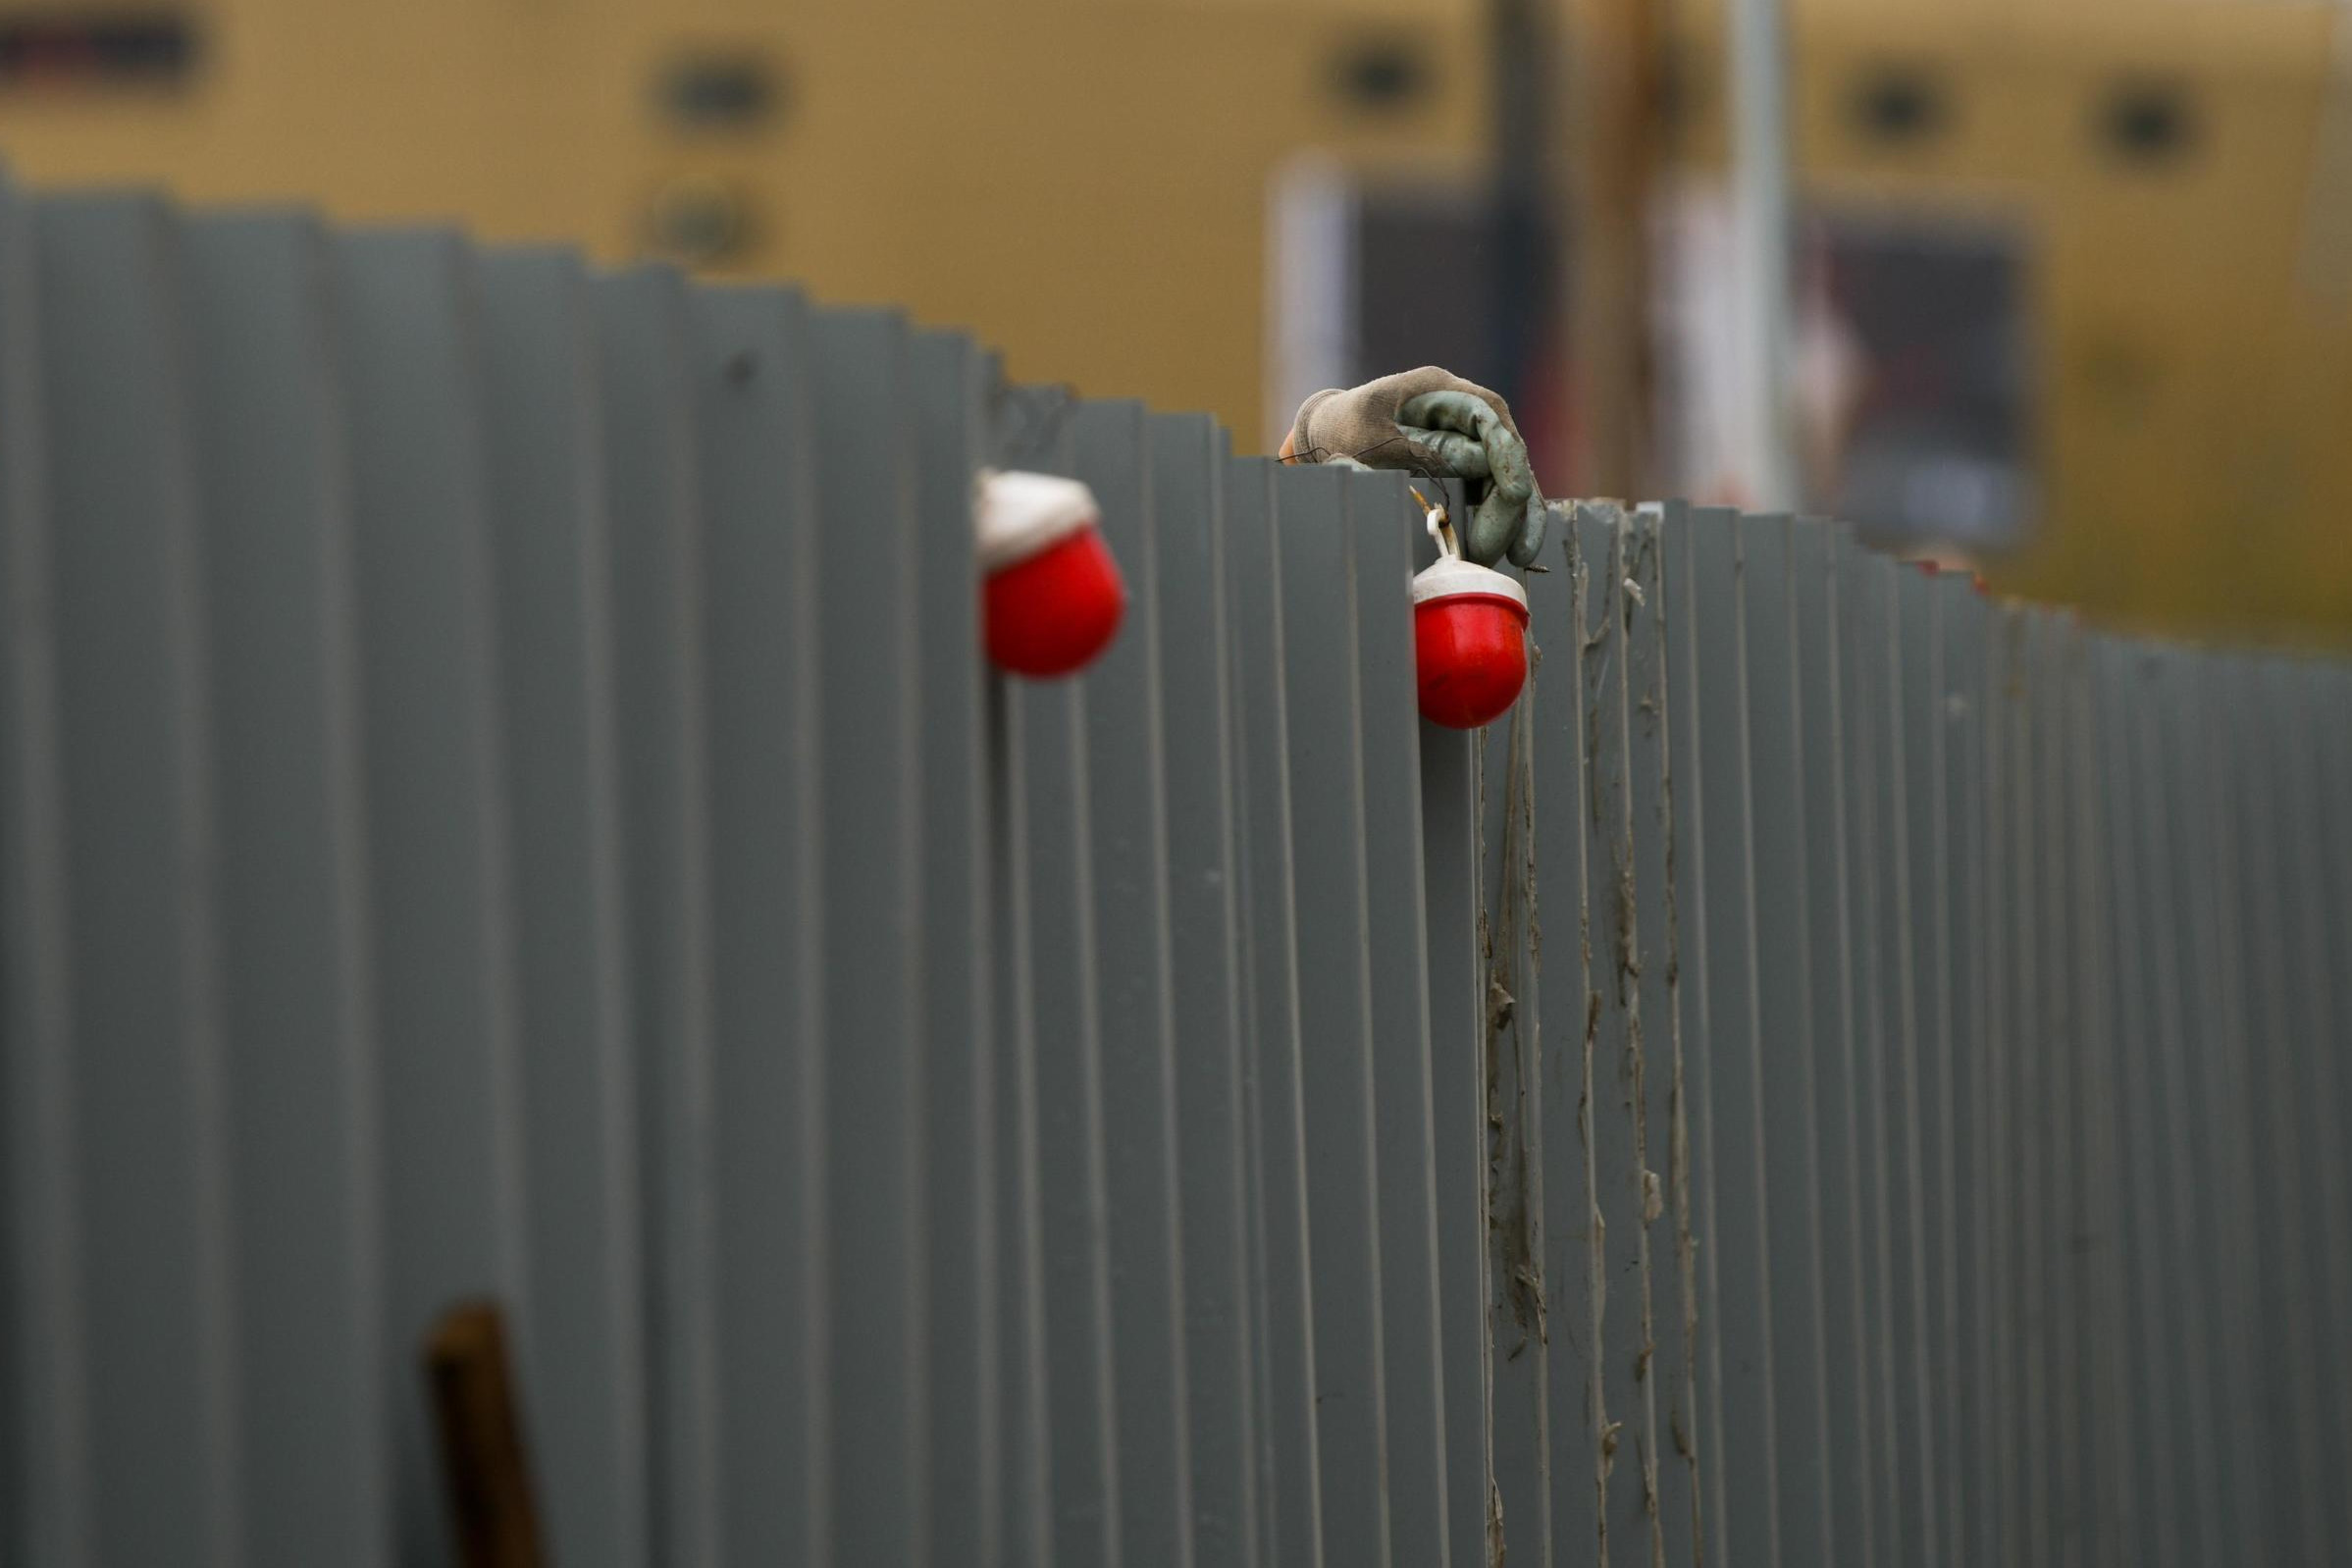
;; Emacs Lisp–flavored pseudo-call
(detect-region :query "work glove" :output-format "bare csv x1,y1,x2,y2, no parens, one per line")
1282,366,1547,568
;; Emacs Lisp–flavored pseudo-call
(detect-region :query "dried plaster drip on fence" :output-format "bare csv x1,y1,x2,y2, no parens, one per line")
1615,514,1667,1568
1472,727,1510,1568
1646,516,1706,1568
1598,510,1664,1568
1568,504,1615,1565
1487,685,1544,1358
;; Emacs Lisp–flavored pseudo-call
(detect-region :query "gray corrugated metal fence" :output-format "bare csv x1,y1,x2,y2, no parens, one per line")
3,175,2348,1567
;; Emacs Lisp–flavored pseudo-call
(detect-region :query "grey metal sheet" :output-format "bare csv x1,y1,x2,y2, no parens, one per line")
1794,520,1873,1568
183,209,389,1568
1341,466,1449,1568
338,226,529,1568
1739,512,1834,1568
1852,550,1912,1568
982,380,1063,1568
1657,499,1720,1568
807,306,928,1565
1070,398,1195,1568
1888,564,1942,1568
2221,655,2325,1565
2061,622,2100,1568
2014,612,2053,1568
475,245,646,1568
2032,616,2076,1568
2272,660,2352,1558
1415,510,1492,1568
1685,506,1773,1568
1621,504,1692,1568
2129,650,2224,1567
2021,608,2065,1568
1982,604,2023,1568
1928,572,1988,1568
593,263,719,1565
1151,413,1259,1568
1272,460,1391,1568
2176,657,2270,1566
1575,502,1664,1568
911,328,1000,1564
2066,632,2128,1568
2094,638,2170,1568
2304,659,2352,1550
1494,498,1561,1568
1837,535,1904,1567
0,167,90,1568
683,282,824,1563
27,192,239,1568
985,637,1053,1568
1225,455,1327,1568
1006,408,1124,1568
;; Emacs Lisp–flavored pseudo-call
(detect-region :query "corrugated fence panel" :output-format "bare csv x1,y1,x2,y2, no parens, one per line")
807,306,929,1566
0,168,80,1568
1744,511,1837,1568
1152,412,1257,1568
2071,631,2126,1568
2176,651,2269,1567
1936,572,1989,1568
1625,502,1696,1568
910,326,999,1565
1495,489,1558,1568
1795,516,1871,1568
339,227,529,1568
1848,542,1916,1568
687,282,824,1565
1417,511,1492,1568
183,210,389,1568
2271,658,2352,1559
1072,397,1193,1568
2308,660,2352,1552
984,381,1063,1568
7,171,2352,1568
2097,635,2169,1568
594,263,721,1567
1276,460,1391,1568
1655,499,1715,1568
1345,465,1449,1568
1009,398,1127,1568
2133,648,2225,1568
475,244,646,1568
1887,560,1942,1568
1684,505,1775,1568
31,192,239,1568
1581,500,1659,1568
1226,453,1327,1568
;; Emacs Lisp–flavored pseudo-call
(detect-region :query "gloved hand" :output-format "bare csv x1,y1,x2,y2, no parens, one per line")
1281,366,1547,568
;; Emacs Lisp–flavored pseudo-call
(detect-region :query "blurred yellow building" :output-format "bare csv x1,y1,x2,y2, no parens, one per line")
0,0,2346,642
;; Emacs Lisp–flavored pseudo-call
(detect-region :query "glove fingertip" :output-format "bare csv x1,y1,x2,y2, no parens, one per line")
1508,500,1548,567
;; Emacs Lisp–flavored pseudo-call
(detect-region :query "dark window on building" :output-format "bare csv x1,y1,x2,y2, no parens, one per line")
656,52,783,132
1852,66,1950,147
1331,37,1434,116
2100,80,2199,168
0,13,199,91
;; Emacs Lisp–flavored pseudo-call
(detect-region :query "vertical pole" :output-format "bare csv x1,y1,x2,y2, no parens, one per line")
1729,0,1798,510
1571,0,1666,497
1489,0,1553,424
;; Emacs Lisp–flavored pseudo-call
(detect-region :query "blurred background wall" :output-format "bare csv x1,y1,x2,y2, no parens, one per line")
0,0,2345,643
